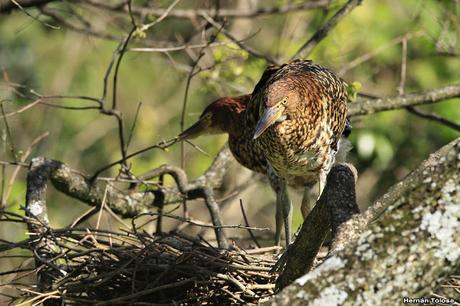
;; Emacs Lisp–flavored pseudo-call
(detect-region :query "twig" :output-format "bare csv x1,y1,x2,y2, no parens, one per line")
0,98,42,118
8,0,60,29
216,273,256,297
0,101,18,162
155,174,165,234
239,199,261,248
179,23,222,218
91,137,178,179
129,41,229,53
136,211,268,231
0,165,5,208
338,31,424,75
398,35,408,96
201,13,279,65
95,278,197,305
39,6,121,41
291,0,363,60
95,186,109,232
126,101,142,151
137,0,180,32
4,131,49,204
406,107,460,132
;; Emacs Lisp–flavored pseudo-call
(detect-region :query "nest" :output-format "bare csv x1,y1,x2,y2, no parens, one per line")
0,211,281,305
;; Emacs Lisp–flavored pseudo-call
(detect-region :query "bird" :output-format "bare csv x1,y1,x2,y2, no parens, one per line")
250,59,349,245
178,60,350,246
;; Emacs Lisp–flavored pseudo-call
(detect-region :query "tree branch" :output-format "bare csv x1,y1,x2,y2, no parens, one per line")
406,106,460,132
270,137,460,305
349,84,460,116
0,0,57,14
24,145,233,248
276,163,359,290
81,0,331,19
291,0,363,59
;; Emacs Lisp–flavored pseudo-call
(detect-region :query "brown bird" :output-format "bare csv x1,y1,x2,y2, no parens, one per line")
178,94,293,246
250,59,349,245
179,60,350,245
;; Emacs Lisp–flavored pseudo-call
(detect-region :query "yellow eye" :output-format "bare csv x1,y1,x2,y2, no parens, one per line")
281,97,288,105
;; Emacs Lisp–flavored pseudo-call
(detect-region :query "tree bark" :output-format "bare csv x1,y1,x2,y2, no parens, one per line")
268,137,460,305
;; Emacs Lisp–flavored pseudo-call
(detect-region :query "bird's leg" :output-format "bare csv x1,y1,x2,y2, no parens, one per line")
268,165,292,246
300,187,313,219
279,179,293,245
317,170,328,200
275,193,283,246
269,171,283,246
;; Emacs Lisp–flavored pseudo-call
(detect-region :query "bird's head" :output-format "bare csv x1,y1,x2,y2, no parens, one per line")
178,95,248,140
253,85,296,140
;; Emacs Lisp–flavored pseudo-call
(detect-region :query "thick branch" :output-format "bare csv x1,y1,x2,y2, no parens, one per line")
270,137,460,305
276,163,359,290
25,157,62,305
349,84,460,116
49,160,154,217
28,146,233,248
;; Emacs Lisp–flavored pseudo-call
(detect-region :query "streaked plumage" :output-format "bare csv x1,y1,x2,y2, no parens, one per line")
250,60,349,189
179,60,350,246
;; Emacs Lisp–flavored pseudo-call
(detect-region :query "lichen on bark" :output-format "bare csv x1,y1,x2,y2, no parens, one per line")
269,138,460,305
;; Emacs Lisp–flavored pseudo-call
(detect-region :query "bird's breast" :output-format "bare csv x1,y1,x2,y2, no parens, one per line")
259,119,336,178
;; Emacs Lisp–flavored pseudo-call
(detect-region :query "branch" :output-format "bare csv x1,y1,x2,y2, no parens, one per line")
23,145,233,249
270,137,460,304
276,163,359,290
0,0,57,14
291,0,363,59
349,84,460,116
406,106,460,132
81,0,331,19
201,13,279,65
25,157,63,304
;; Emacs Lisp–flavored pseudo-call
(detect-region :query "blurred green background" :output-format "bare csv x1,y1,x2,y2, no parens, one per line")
0,0,459,289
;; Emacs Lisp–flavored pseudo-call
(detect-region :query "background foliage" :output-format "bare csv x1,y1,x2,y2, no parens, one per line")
0,0,459,290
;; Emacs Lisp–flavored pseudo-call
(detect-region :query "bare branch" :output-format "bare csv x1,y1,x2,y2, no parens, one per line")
0,0,58,14
406,106,460,132
349,84,460,116
291,0,363,60
81,0,331,19
202,13,279,65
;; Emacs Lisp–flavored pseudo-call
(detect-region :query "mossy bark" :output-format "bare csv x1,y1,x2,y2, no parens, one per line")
269,137,460,305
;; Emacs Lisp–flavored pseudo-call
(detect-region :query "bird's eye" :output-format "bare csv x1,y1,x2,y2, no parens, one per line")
281,97,288,105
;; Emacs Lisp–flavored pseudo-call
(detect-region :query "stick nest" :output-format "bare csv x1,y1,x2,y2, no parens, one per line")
1,212,280,305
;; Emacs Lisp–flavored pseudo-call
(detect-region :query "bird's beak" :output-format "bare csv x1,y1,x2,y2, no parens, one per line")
253,106,285,139
178,119,207,140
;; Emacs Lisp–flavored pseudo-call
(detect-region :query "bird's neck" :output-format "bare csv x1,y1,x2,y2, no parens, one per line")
221,110,245,136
